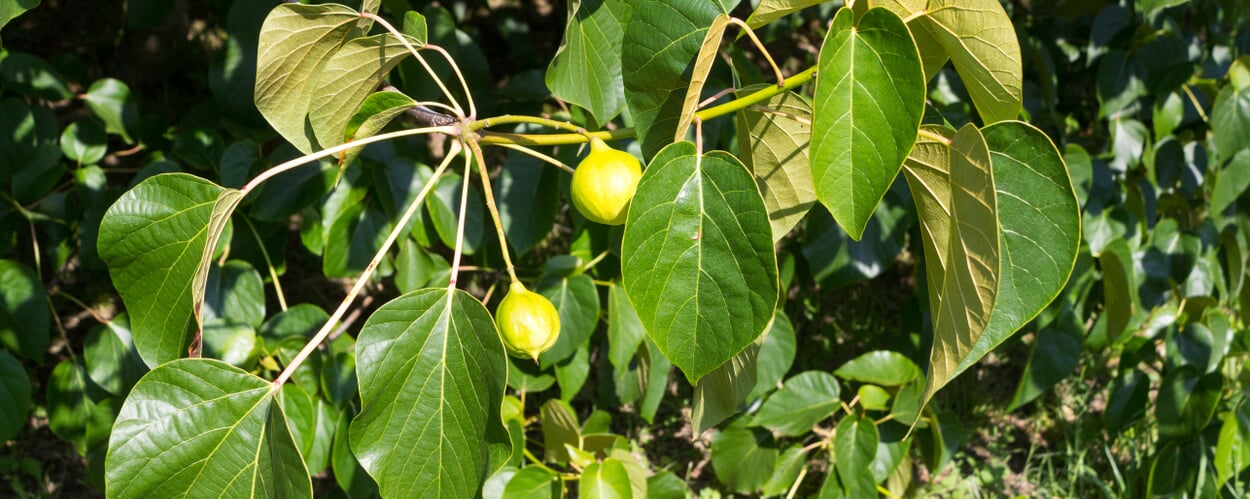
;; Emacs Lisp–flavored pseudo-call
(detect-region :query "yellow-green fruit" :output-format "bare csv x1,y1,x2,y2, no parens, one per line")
495,282,561,361
571,137,643,225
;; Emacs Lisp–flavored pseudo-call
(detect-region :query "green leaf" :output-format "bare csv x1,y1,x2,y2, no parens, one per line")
735,87,815,241
692,341,759,435
1009,301,1083,410
47,359,96,454
711,419,778,493
546,0,631,124
743,0,824,30
607,282,646,372
308,33,418,151
425,173,484,254
0,51,71,101
901,125,956,303
83,78,137,143
402,11,427,44
749,309,797,401
647,470,689,499
279,383,337,475
1211,150,1250,217
84,315,147,397
344,90,417,141
811,7,924,240
922,125,1000,403
751,371,841,437
105,359,310,498
254,3,360,154
502,465,561,498
497,151,561,257
622,0,731,158
1216,401,1250,486
1157,366,1222,438
673,13,731,141
0,1,39,45
60,120,108,165
919,122,1081,406
99,173,244,367
0,97,60,189
537,273,600,367
1212,64,1250,164
833,413,878,496
541,398,581,462
621,141,778,383
580,458,633,499
350,288,510,497
555,341,592,401
762,445,808,496
833,350,921,387
1099,239,1137,343
323,200,390,278
0,349,29,441
0,259,49,362
914,0,1022,123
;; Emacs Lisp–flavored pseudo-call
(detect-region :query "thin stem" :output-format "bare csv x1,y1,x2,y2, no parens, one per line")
727,18,785,86
469,114,587,135
54,291,109,325
902,8,927,23
274,142,460,387
241,217,288,312
361,12,465,117
447,147,474,287
1181,84,1210,123
243,125,455,193
466,140,520,283
426,44,477,119
581,250,611,273
490,142,576,175
698,87,738,109
785,466,808,499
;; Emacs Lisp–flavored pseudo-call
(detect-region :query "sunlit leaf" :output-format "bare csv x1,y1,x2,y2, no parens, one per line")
547,0,631,124
811,7,924,239
99,174,244,367
622,141,778,384
751,371,840,436
735,87,815,241
350,288,510,497
105,359,310,498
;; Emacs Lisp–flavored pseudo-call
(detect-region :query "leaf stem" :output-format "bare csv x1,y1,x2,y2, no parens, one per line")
240,216,288,312
466,139,520,284
474,65,817,147
242,125,455,194
273,142,460,387
468,114,587,135
489,142,576,175
728,17,785,87
361,12,465,118
917,127,953,145
447,149,475,288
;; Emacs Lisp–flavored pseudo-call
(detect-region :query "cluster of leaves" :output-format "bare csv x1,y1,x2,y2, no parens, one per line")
0,0,1244,498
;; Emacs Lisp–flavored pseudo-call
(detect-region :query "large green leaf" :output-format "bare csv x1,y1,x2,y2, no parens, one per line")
914,0,1021,123
350,288,510,497
811,7,924,239
901,125,956,303
537,273,601,367
922,124,999,402
621,0,732,158
307,32,418,151
99,174,244,367
254,3,359,154
910,122,1080,406
621,141,778,383
735,87,815,241
751,371,841,437
833,413,879,496
0,259,49,361
546,0,631,124
105,359,310,498
1212,59,1250,164
711,419,778,493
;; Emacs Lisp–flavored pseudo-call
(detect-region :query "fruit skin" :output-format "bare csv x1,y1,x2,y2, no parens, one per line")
495,282,561,361
571,137,643,225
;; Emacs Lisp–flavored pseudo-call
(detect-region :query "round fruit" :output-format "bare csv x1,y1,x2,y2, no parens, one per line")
495,282,561,361
570,137,643,225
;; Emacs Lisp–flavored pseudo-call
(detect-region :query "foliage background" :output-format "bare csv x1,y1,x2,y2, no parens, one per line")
1,0,1248,496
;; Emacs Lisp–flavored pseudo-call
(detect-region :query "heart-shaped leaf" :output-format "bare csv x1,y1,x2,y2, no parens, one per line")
735,87,815,241
99,173,244,367
751,371,841,437
622,141,778,383
350,288,510,497
546,0,631,124
811,7,924,240
105,359,310,498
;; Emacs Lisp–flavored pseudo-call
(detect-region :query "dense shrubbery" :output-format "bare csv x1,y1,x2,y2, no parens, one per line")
0,0,1248,497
